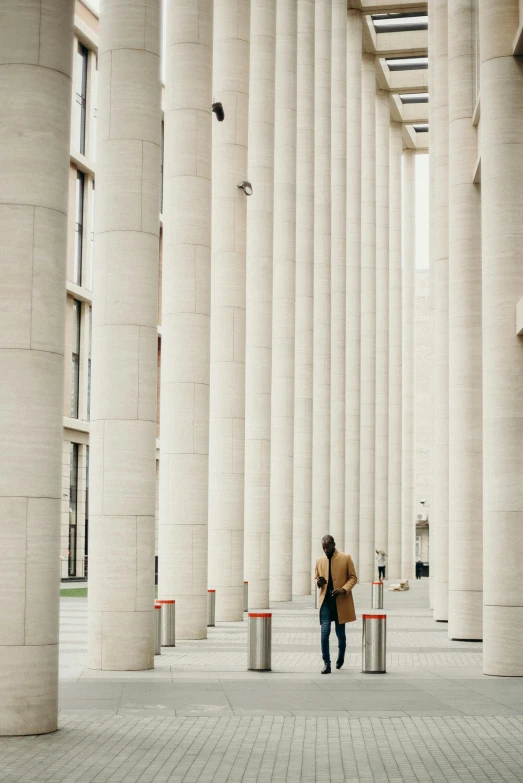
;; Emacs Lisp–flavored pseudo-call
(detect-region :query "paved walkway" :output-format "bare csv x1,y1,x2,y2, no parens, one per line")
2,580,523,782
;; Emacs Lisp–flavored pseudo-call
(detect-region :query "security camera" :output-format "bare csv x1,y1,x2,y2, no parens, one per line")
212,102,225,121
237,180,253,196
420,499,426,506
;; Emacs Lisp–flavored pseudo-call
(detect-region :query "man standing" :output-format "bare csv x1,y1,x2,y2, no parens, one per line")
315,535,358,674
375,550,387,580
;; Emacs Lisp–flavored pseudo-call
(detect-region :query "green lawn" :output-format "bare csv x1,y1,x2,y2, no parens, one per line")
60,586,159,598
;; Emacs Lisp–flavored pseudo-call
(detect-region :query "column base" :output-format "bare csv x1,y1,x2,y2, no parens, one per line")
0,645,58,736
448,589,483,641
483,605,523,677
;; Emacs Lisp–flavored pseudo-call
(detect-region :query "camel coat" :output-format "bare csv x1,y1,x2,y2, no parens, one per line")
314,550,358,624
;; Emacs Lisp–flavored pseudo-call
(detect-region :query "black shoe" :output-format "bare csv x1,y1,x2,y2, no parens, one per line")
321,664,331,674
336,657,344,670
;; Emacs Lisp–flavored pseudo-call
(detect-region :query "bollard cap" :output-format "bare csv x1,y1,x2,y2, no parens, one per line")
248,612,272,618
158,599,175,603
244,581,248,584
362,614,386,620
372,582,383,585
154,604,161,609
208,589,215,592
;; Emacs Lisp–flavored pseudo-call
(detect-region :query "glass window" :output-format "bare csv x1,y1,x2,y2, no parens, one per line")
74,42,88,154
71,300,81,419
69,443,79,577
74,171,85,286
160,120,164,214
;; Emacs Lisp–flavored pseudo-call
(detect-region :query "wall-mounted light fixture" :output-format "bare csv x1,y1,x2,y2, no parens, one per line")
212,102,225,121
237,180,253,196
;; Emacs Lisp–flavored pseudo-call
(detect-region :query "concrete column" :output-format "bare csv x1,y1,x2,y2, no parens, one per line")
270,0,297,602
480,0,523,675
158,0,212,639
388,120,403,580
0,0,74,735
375,88,390,558
244,0,276,611
311,0,332,565
447,0,483,642
88,0,161,671
359,53,376,582
292,0,315,595
329,0,347,549
345,10,363,568
402,151,416,581
208,0,250,622
428,0,436,610
432,0,449,619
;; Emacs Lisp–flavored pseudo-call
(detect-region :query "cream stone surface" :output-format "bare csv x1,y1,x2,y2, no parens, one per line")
432,0,449,620
447,0,483,643
480,0,523,675
401,151,415,581
359,53,377,583
0,0,73,736
374,89,390,557
270,0,297,602
244,0,275,610
311,0,332,567
88,0,161,670
293,0,315,596
329,0,347,551
208,0,250,622
158,0,212,639
344,10,363,570
388,121,402,580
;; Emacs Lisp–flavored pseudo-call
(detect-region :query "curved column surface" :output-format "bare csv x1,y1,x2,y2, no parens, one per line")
480,0,523,675
0,0,74,735
432,0,449,620
208,0,250,622
270,0,297,602
401,151,416,581
375,89,390,558
428,0,436,610
329,0,347,550
311,0,332,565
293,0,315,595
359,53,377,582
89,0,161,671
244,0,276,611
388,121,403,580
345,10,363,569
158,0,212,639
447,0,483,642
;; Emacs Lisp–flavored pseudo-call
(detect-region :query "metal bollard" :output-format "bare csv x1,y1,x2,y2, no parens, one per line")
248,612,272,671
362,613,386,673
244,581,248,612
372,581,384,610
154,604,162,655
158,600,176,646
207,589,215,627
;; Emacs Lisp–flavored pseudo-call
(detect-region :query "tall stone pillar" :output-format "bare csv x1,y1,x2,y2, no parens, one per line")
158,0,213,639
402,151,416,580
388,121,403,580
345,10,363,568
244,0,276,611
88,0,161,670
447,0,482,642
270,0,297,602
432,0,450,619
293,0,315,595
375,88,390,558
0,0,74,735
428,0,436,610
330,0,347,549
208,0,250,622
359,53,377,582
480,0,523,675
311,0,332,564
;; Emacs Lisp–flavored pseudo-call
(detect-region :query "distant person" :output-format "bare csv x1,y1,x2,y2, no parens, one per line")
314,535,358,674
375,550,386,580
416,560,423,579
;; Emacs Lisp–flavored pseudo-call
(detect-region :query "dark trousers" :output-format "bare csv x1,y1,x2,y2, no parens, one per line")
320,601,346,665
378,566,385,579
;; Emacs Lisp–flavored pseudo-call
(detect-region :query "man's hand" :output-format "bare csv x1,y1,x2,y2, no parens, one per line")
331,588,346,598
316,576,327,588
